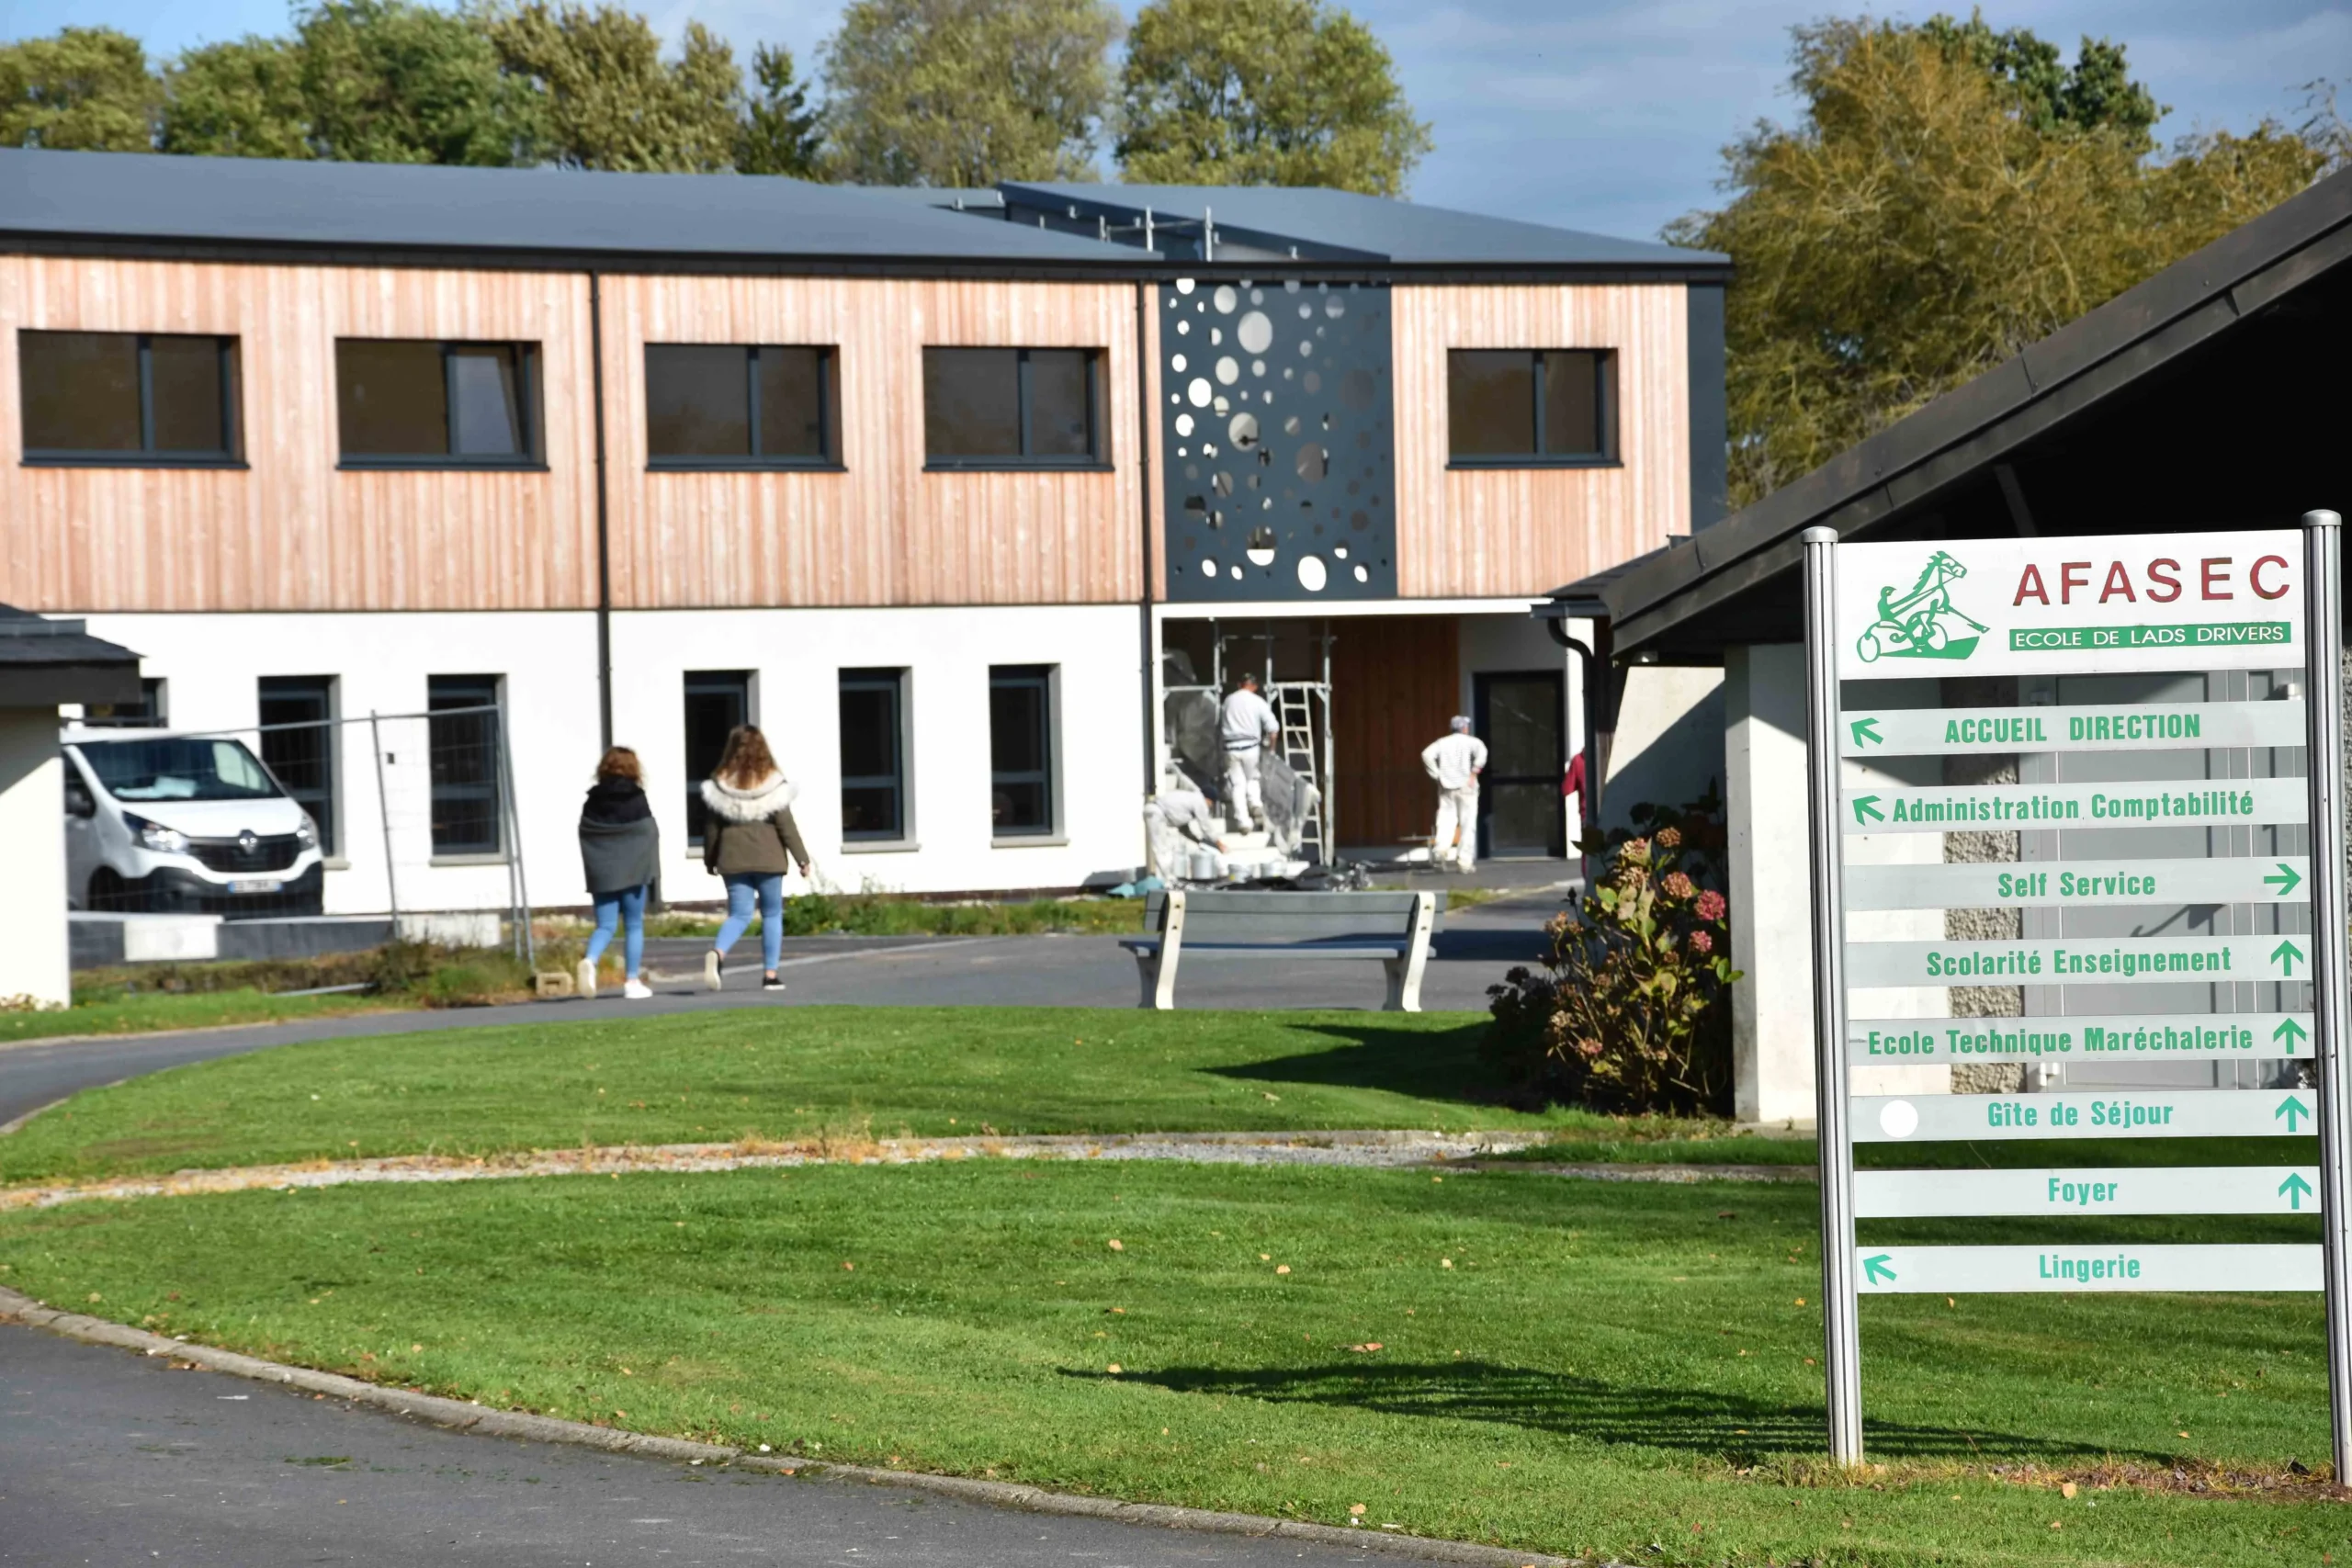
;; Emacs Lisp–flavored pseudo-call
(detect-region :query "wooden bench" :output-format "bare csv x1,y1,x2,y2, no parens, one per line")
1119,890,1442,1011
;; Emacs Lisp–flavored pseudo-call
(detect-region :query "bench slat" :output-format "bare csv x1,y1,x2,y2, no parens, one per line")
1123,940,1406,958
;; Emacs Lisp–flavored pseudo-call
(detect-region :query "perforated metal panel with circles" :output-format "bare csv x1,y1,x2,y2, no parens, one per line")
1159,277,1397,602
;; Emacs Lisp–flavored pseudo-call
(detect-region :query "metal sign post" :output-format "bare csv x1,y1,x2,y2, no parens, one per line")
1803,519,2348,1471
1802,525,1862,1464
2302,509,2352,1478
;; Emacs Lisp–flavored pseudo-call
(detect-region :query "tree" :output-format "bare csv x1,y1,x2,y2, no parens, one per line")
296,0,542,164
0,27,160,152
1666,17,2324,511
487,3,741,173
163,38,312,158
1116,0,1429,196
737,42,822,177
820,0,1121,186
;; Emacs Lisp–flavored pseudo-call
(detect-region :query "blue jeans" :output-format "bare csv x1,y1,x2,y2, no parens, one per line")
585,884,648,978
714,873,785,973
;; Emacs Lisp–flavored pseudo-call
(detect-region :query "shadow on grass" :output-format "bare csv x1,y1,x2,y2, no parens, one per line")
1209,1021,1509,1108
1089,1360,2140,1463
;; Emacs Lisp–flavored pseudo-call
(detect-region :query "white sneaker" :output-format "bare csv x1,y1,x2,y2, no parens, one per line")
576,958,597,1000
623,978,653,999
704,951,723,991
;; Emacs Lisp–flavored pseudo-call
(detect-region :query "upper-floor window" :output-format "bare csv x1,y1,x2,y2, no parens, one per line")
646,344,837,468
337,340,540,468
1447,349,1615,467
923,348,1102,469
19,332,240,466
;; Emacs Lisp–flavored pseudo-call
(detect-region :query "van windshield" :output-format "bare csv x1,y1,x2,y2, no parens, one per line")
74,737,283,802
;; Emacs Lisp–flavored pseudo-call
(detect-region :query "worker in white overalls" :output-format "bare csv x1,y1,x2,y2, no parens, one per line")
1421,715,1488,872
1218,672,1280,831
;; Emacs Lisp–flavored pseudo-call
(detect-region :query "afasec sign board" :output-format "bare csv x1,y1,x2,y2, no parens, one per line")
1834,530,2301,679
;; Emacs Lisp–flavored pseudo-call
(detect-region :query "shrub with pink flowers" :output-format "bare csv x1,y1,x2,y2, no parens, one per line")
1485,789,1740,1113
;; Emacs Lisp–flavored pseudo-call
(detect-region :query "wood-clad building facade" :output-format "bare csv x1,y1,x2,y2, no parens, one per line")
0,150,1726,907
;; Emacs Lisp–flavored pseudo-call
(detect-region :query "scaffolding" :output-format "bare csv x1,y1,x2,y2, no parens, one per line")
1161,617,1337,862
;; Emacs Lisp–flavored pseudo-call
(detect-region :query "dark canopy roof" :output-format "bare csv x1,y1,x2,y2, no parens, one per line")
0,605,140,707
0,149,1140,268
1587,164,2352,661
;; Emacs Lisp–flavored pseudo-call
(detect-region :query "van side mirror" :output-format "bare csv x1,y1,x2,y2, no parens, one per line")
64,773,95,818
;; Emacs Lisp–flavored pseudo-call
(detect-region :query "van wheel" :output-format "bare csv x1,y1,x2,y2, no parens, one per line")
87,867,138,912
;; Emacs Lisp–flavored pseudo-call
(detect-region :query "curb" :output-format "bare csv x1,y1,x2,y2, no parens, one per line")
0,1284,1569,1567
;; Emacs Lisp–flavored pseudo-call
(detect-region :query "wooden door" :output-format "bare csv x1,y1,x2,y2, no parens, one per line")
1330,615,1460,850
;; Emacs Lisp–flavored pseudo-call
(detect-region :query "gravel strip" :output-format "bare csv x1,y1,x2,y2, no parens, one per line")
2,1128,1568,1212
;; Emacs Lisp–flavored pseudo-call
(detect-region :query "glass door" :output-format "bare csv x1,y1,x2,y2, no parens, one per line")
1474,671,1566,858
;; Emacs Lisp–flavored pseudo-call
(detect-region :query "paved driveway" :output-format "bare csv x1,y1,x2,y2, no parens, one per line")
0,1324,1396,1566
4,891,1564,1129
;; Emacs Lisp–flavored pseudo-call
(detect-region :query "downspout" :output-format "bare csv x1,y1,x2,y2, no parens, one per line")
1135,280,1158,795
587,271,615,750
1544,613,1619,845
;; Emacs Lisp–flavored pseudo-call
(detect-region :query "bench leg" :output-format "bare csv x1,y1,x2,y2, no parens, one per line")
1381,957,1422,1012
1135,950,1182,1010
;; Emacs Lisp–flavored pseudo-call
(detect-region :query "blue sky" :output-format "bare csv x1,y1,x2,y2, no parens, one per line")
1,0,2342,239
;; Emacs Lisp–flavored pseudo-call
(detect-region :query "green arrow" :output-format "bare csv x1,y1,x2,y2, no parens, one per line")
1849,716,1883,749
2278,1096,2312,1133
2280,1172,2314,1211
2276,1018,2310,1055
2266,863,2303,898
2273,939,2305,976
1852,795,1885,826
1862,1253,1897,1286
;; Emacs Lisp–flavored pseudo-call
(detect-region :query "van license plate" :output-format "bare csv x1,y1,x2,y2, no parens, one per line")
229,879,282,895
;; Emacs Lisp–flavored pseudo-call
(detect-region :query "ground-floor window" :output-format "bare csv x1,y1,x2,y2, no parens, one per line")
839,669,908,840
81,676,166,728
989,665,1056,837
426,674,503,856
258,675,338,855
683,670,753,847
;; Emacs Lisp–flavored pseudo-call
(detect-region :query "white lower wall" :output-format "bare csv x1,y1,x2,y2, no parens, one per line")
73,604,1149,911
1608,663,1725,829
0,708,71,1005
77,611,600,917
1725,644,1815,1124
610,604,1148,898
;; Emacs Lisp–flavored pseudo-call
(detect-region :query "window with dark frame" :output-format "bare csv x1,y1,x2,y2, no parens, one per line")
1447,349,1615,465
923,348,1101,467
80,677,167,728
646,344,836,467
839,669,907,841
19,332,240,464
337,340,539,467
988,665,1055,836
683,670,752,848
258,676,338,856
426,674,504,856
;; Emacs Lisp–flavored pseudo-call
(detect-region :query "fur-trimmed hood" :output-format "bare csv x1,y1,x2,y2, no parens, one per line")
700,773,798,822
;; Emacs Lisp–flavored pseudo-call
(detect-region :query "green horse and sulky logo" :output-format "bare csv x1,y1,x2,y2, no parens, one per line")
1857,550,1989,663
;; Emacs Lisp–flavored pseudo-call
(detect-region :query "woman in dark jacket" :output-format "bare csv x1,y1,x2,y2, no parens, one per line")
577,746,661,1000
701,724,810,993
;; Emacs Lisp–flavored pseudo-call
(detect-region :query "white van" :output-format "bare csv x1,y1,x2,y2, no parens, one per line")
62,729,326,917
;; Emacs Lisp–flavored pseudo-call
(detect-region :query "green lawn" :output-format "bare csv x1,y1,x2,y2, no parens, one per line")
1,988,392,1046
0,1160,2333,1566
0,1009,1588,1183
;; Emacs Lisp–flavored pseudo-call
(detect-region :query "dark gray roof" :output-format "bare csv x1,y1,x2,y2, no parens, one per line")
0,149,1138,265
1589,162,2352,659
0,604,141,705
1000,181,1728,271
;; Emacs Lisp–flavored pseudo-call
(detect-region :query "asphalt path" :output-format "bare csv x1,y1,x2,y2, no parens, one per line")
0,1325,1392,1567
1,893,1564,1129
